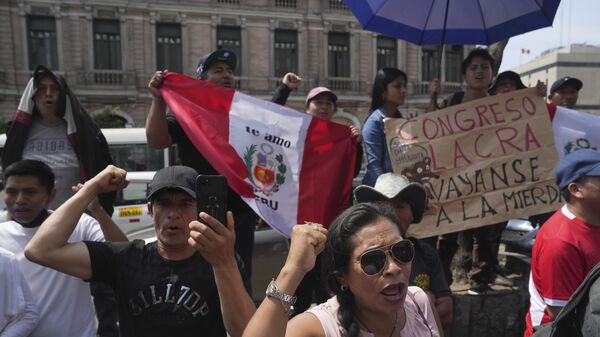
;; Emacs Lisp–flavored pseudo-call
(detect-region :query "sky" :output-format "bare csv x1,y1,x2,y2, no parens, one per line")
499,0,600,71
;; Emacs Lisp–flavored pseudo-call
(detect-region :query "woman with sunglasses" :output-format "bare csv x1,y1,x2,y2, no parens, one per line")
242,203,440,337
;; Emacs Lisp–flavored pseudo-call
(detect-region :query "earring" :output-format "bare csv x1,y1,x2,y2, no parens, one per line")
340,285,348,292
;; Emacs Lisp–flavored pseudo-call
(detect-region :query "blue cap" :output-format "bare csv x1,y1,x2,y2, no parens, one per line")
550,76,582,95
555,149,600,189
196,50,237,76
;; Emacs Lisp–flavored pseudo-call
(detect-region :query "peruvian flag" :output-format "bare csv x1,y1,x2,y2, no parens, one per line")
158,73,357,237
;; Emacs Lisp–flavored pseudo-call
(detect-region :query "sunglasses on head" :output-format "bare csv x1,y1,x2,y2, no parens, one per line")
355,239,414,276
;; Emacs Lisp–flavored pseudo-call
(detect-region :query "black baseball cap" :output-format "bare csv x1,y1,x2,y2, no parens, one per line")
196,50,237,76
550,76,583,95
147,166,198,201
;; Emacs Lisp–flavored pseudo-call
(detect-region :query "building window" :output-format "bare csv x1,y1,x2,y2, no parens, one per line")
274,29,297,77
377,36,397,70
27,16,58,70
329,0,348,10
421,45,440,81
94,19,121,70
217,26,241,75
156,23,182,73
275,0,296,8
218,0,240,3
445,45,463,83
422,45,464,82
328,32,350,77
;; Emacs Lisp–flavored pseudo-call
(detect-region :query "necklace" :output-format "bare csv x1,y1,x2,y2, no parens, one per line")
355,311,398,337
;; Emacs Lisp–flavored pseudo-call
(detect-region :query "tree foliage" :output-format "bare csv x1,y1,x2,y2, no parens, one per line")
93,106,126,128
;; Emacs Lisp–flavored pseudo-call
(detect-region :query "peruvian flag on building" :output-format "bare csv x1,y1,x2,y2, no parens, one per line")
158,72,357,237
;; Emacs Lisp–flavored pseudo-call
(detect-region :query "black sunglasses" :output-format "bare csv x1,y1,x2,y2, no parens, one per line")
355,240,414,276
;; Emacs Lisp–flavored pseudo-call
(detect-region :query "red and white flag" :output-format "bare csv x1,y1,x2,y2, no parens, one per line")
159,73,357,237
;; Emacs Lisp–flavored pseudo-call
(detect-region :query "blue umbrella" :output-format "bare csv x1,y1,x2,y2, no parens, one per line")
343,0,561,46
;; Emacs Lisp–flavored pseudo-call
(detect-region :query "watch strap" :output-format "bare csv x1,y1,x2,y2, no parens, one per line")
266,279,297,305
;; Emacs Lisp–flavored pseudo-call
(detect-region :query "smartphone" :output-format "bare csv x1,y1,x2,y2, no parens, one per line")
196,175,228,225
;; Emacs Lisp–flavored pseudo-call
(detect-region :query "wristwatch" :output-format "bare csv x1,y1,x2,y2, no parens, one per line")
266,279,297,306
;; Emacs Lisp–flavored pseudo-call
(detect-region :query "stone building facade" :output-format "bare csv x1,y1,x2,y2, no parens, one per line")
512,43,600,115
0,0,469,127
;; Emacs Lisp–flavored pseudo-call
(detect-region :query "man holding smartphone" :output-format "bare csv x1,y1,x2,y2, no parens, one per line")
23,165,256,337
147,50,259,280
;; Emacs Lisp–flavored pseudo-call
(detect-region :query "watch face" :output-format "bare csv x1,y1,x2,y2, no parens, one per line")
267,280,276,294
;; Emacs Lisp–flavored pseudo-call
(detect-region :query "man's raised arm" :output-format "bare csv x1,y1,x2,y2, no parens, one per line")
24,166,129,280
146,70,173,149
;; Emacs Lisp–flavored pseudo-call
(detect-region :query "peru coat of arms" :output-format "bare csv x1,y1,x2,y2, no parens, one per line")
244,143,287,196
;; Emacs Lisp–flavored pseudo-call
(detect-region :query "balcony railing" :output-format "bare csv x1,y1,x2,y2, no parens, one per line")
75,70,136,87
275,0,296,8
409,81,463,97
328,0,348,10
265,77,367,95
325,77,366,93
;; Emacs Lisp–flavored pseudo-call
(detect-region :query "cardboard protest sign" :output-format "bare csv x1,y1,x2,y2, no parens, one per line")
384,88,562,238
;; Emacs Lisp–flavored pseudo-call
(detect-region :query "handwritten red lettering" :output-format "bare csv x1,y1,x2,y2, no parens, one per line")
475,104,492,127
454,108,475,131
423,118,439,140
489,102,505,123
474,133,491,159
397,119,417,140
505,97,522,122
496,127,522,153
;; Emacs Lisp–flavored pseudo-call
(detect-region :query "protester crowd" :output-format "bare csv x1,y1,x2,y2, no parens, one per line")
1,47,599,337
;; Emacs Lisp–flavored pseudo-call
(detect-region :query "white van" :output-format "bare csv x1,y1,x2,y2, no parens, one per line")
98,128,177,172
0,128,176,233
0,128,177,173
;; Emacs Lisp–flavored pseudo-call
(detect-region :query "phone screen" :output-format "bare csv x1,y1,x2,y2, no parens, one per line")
195,175,228,225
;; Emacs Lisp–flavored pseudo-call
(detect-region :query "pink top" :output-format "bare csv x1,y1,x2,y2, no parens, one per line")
307,286,440,337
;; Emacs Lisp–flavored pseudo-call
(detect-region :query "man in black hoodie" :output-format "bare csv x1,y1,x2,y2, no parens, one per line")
1,65,119,337
2,65,115,213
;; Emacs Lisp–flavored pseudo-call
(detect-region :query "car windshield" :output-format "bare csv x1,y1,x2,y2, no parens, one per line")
117,180,149,206
109,144,166,172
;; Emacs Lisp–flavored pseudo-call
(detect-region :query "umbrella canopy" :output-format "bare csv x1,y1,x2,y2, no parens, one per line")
344,0,561,46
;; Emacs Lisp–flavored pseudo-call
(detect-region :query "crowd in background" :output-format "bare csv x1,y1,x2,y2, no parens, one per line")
1,46,599,337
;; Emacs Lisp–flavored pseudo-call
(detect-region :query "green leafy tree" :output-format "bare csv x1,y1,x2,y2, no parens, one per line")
93,106,126,128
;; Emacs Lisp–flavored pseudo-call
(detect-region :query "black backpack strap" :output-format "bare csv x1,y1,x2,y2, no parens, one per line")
449,91,465,107
545,262,600,337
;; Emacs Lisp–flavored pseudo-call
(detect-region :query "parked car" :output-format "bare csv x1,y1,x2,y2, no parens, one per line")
500,218,539,275
0,128,178,176
113,171,155,235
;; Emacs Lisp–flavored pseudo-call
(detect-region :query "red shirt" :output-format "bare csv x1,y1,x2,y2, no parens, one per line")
524,205,600,336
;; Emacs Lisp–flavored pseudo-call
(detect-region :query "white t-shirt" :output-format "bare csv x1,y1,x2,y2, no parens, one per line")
0,214,104,337
0,247,38,337
22,118,82,209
